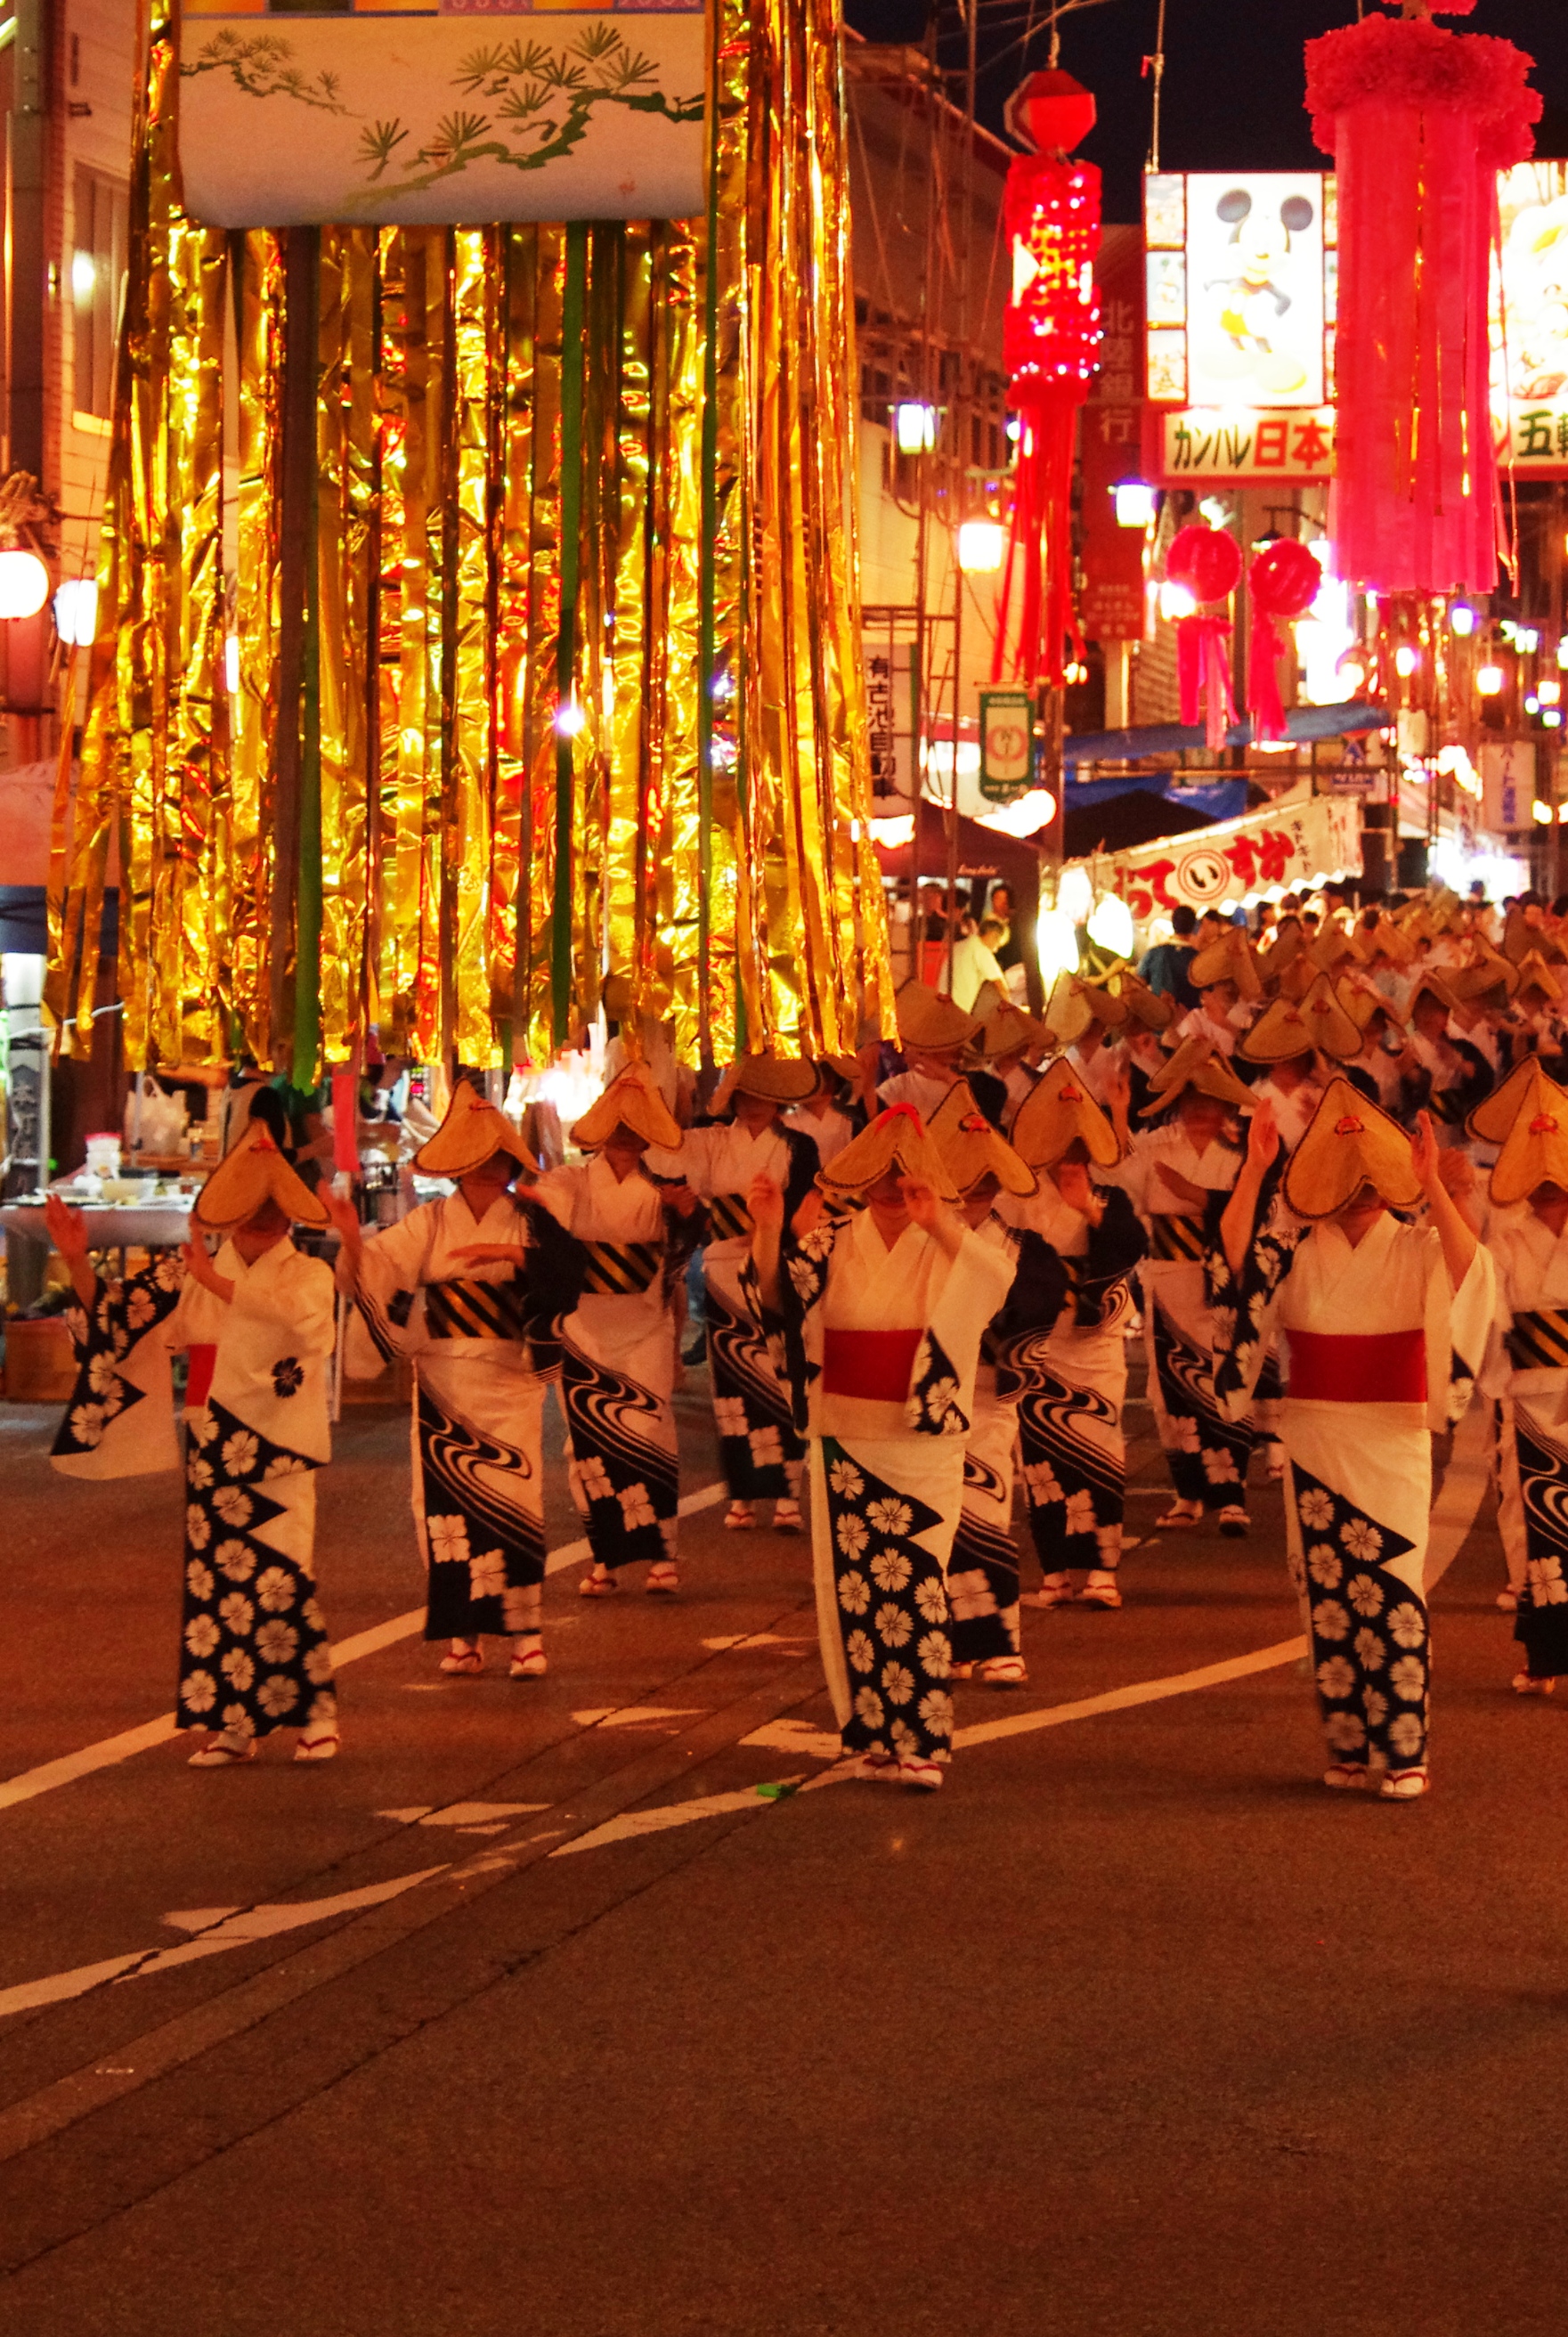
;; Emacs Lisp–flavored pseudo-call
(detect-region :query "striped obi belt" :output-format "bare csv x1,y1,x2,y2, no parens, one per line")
1286,1329,1426,1404
578,1241,664,1297
425,1276,532,1341
822,1328,923,1402
1150,1213,1205,1263
1506,1308,1568,1372
706,1191,754,1242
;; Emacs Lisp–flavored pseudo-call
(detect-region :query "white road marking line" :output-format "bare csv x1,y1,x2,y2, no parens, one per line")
0,1478,730,1817
739,1717,843,1760
0,1634,1310,2022
953,1636,1306,1748
375,1802,549,1828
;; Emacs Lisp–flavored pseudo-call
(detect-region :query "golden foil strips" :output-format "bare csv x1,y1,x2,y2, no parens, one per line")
53,0,893,1073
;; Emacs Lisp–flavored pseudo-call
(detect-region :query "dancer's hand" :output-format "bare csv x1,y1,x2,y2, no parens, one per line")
1245,1098,1280,1172
44,1193,97,1308
747,1173,785,1237
900,1175,963,1257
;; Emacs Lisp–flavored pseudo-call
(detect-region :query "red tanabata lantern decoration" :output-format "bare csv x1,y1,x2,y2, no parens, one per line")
1247,537,1322,743
1304,0,1540,596
992,72,1102,691
1166,523,1241,750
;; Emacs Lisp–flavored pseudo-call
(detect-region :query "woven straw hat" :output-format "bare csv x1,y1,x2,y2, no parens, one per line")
729,1054,820,1105
928,1083,1037,1197
1190,930,1261,1001
969,982,1052,1061
1283,1077,1420,1220
1489,1066,1568,1207
194,1125,329,1233
1111,969,1175,1031
1241,973,1361,1063
1079,976,1132,1029
1336,978,1399,1033
895,980,982,1054
414,1080,540,1178
1465,1054,1543,1144
571,1063,683,1152
1515,949,1563,1006
817,1103,961,1202
1011,1054,1124,1169
1042,972,1093,1047
1448,942,1518,1004
1352,915,1418,967
1138,1035,1255,1117
1407,970,1463,1022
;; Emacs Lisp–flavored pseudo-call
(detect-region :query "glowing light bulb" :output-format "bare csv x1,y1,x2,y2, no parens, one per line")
1450,604,1475,638
1158,580,1197,622
0,549,49,620
1476,664,1507,697
893,402,936,454
1394,644,1419,678
957,519,1005,573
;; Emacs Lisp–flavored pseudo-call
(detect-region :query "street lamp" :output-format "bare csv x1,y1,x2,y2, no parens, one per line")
0,548,49,621
957,519,1005,573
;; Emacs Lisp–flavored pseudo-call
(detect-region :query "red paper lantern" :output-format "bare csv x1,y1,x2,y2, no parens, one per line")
1305,3,1540,595
991,74,1102,692
1247,538,1322,743
1164,524,1239,749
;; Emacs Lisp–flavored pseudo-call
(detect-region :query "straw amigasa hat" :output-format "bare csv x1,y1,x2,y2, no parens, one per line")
1515,949,1564,1008
571,1061,683,1152
1351,913,1418,968
1011,1054,1124,1169
1109,967,1175,1032
1336,977,1401,1034
816,1103,961,1204
1189,927,1263,1002
727,1054,820,1105
1241,973,1361,1064
1138,1035,1255,1117
1489,1066,1568,1208
1283,1076,1421,1220
895,980,982,1055
928,1083,1037,1198
414,1079,540,1178
1465,1054,1548,1146
1407,969,1463,1022
1448,940,1518,1006
969,982,1052,1062
1041,971,1093,1047
194,1126,329,1233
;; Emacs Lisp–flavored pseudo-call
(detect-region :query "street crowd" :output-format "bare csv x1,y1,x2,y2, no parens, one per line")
37,879,1568,1801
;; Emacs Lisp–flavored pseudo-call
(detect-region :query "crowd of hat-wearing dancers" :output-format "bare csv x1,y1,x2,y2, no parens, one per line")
37,883,1568,1797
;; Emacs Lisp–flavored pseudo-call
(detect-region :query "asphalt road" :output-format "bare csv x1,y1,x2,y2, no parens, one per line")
0,1356,1562,2337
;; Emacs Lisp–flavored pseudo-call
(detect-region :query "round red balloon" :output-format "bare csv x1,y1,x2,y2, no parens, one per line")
1166,523,1242,605
1249,537,1322,620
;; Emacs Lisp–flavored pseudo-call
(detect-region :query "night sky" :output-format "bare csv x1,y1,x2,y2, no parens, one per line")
841,0,1568,223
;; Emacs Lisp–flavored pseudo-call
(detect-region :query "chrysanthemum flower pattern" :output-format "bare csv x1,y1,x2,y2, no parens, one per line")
822,1440,952,1765
1294,1459,1426,1773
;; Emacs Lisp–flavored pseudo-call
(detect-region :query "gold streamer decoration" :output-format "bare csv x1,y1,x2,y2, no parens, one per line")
52,0,893,1074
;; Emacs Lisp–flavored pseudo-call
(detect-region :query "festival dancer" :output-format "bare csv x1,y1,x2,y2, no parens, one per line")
878,981,1007,1128
783,1056,864,1166
927,1089,1061,1684
48,1129,340,1767
528,1063,701,1597
748,1106,1016,1788
1113,1038,1259,1535
326,1081,572,1681
1213,1080,1493,1799
1480,1066,1568,1688
647,1055,820,1535
1004,1057,1148,1607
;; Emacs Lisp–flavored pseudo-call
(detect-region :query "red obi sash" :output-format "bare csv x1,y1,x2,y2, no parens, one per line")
822,1328,922,1403
1287,1329,1426,1405
186,1343,218,1408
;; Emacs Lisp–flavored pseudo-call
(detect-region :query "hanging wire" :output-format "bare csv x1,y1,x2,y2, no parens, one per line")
1145,0,1166,172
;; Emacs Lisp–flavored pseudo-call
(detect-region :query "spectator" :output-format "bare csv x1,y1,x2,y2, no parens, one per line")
1138,903,1199,1010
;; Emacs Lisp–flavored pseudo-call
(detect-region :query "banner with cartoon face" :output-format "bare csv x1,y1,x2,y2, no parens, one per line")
177,0,706,227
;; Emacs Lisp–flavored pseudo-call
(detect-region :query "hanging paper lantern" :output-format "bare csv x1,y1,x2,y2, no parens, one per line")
1304,2,1539,597
1165,523,1241,750
991,72,1102,691
1247,538,1322,743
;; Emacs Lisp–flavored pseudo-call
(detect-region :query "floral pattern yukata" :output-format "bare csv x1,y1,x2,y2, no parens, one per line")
1207,1192,1493,1775
53,1240,338,1742
753,1207,1015,1766
1483,1212,1568,1677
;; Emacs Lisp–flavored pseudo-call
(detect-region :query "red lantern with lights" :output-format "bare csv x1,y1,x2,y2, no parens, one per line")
991,72,1102,692
1247,537,1322,743
1166,523,1241,750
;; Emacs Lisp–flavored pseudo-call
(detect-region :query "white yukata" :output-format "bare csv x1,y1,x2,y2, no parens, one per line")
353,1193,549,1641
532,1155,681,1572
1247,1073,1323,1156
1210,1204,1493,1773
755,1207,1014,1765
876,1068,964,1120
1484,1213,1568,1662
648,1117,812,1504
1114,1123,1255,1509
783,1103,857,1166
53,1241,337,1742
1065,1040,1117,1105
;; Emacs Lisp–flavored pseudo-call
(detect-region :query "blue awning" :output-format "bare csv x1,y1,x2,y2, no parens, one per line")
1062,699,1388,767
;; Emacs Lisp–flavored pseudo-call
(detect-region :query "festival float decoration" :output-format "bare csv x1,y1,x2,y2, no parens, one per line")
1304,0,1540,595
1247,536,1322,743
992,70,1102,690
47,0,894,1076
1164,521,1240,750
